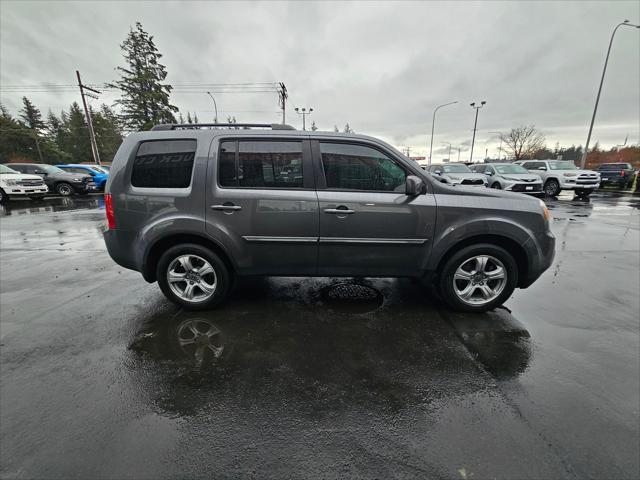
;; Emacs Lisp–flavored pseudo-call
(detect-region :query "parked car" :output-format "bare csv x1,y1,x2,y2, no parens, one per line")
595,163,635,189
56,164,109,191
8,163,98,196
425,163,488,187
103,123,555,313
0,164,49,203
471,163,543,194
515,160,600,197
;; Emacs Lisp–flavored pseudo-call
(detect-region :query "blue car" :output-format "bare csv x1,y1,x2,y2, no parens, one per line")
56,164,109,191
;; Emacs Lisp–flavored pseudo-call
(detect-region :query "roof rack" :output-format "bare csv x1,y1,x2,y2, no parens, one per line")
150,123,296,131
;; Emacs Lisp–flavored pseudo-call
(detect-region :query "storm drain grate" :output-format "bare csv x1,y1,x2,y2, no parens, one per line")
320,282,384,313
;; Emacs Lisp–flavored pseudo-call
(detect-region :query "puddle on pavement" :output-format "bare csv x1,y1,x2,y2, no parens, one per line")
126,278,533,416
0,195,104,217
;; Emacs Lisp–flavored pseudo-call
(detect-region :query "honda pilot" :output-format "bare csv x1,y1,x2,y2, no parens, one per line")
103,123,555,313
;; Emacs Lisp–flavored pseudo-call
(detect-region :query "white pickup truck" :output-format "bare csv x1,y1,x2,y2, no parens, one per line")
0,164,49,203
515,160,600,197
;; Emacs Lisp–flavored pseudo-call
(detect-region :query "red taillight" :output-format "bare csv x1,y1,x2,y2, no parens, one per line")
621,170,625,177
105,193,115,229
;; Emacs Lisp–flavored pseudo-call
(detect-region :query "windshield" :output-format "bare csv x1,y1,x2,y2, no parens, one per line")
548,161,578,171
0,164,19,174
90,166,108,173
40,165,66,174
495,164,529,174
440,164,471,173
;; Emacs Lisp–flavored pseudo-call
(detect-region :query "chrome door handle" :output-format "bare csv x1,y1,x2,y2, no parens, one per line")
211,204,242,211
324,208,354,214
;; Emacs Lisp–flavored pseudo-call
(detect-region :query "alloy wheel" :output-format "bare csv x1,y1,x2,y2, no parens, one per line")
453,255,507,306
166,254,217,303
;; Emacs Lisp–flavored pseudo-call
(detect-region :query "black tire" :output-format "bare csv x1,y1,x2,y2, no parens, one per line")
55,182,74,196
156,243,232,311
438,243,518,313
490,182,502,189
544,179,560,197
0,188,7,204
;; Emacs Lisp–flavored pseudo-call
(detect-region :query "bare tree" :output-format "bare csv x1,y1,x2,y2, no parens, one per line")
499,126,546,160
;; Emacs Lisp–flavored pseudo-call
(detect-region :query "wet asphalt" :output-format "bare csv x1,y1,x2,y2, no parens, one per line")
0,191,638,479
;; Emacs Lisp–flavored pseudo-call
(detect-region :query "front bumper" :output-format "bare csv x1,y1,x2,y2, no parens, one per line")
5,186,48,196
505,182,543,194
521,230,556,288
560,178,600,189
73,182,99,192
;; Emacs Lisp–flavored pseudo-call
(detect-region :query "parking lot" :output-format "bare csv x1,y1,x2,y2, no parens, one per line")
0,191,638,479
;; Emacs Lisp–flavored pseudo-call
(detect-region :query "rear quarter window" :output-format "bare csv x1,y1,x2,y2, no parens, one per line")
131,140,196,188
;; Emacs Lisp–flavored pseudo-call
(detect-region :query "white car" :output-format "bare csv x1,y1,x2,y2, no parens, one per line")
0,164,49,203
515,160,600,197
471,163,543,195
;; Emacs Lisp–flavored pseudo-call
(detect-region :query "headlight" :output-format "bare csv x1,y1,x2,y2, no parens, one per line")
502,176,518,181
563,173,577,177
4,179,19,186
72,177,82,182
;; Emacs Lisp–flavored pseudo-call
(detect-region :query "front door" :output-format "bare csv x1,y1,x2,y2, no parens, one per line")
205,137,319,276
312,140,436,277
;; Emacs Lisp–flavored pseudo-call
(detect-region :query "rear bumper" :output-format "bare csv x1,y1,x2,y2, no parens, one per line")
103,229,139,272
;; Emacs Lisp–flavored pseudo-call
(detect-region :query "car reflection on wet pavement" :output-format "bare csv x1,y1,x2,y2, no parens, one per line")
0,192,638,479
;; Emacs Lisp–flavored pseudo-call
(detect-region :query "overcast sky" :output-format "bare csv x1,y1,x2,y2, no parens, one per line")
1,0,638,160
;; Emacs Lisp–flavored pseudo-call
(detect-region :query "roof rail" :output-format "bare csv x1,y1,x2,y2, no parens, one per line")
150,123,296,131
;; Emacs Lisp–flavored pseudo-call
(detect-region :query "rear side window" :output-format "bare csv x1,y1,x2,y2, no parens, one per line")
320,142,406,192
131,140,196,188
219,140,304,188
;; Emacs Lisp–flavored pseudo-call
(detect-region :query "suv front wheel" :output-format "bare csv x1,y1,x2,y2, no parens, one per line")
157,244,231,310
438,244,518,312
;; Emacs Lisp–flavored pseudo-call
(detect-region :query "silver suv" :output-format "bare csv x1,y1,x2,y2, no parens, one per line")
103,123,555,313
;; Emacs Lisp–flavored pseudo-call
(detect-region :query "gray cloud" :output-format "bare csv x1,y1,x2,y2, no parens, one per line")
1,0,638,159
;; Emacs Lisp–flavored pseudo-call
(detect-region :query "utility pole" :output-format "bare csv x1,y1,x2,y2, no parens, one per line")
429,101,457,165
485,148,488,161
469,101,486,163
294,107,313,131
457,147,461,162
580,20,639,168
278,82,288,125
442,142,451,162
76,70,101,165
489,131,502,160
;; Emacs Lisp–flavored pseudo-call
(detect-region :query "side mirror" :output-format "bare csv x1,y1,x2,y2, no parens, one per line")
538,166,547,171
486,171,493,176
434,169,442,175
405,175,425,196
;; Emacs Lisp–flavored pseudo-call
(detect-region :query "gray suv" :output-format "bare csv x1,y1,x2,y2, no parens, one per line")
103,123,555,313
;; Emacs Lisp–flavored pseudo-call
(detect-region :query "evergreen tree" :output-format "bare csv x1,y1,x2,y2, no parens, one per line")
187,112,193,124
60,102,93,163
109,22,178,131
193,113,199,123
19,97,45,132
310,121,318,131
343,123,353,134
93,104,123,163
178,112,184,124
334,125,339,132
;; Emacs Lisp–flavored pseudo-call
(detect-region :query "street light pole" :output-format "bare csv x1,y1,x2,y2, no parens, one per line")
580,20,639,168
469,101,486,163
429,101,457,165
294,107,313,131
457,147,461,162
206,91,218,123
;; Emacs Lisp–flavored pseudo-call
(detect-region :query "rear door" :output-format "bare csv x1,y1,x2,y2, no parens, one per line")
205,137,319,276
312,140,436,277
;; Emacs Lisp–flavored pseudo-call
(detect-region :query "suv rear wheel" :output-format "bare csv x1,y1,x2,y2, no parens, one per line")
157,244,231,310
55,182,74,196
438,243,518,312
